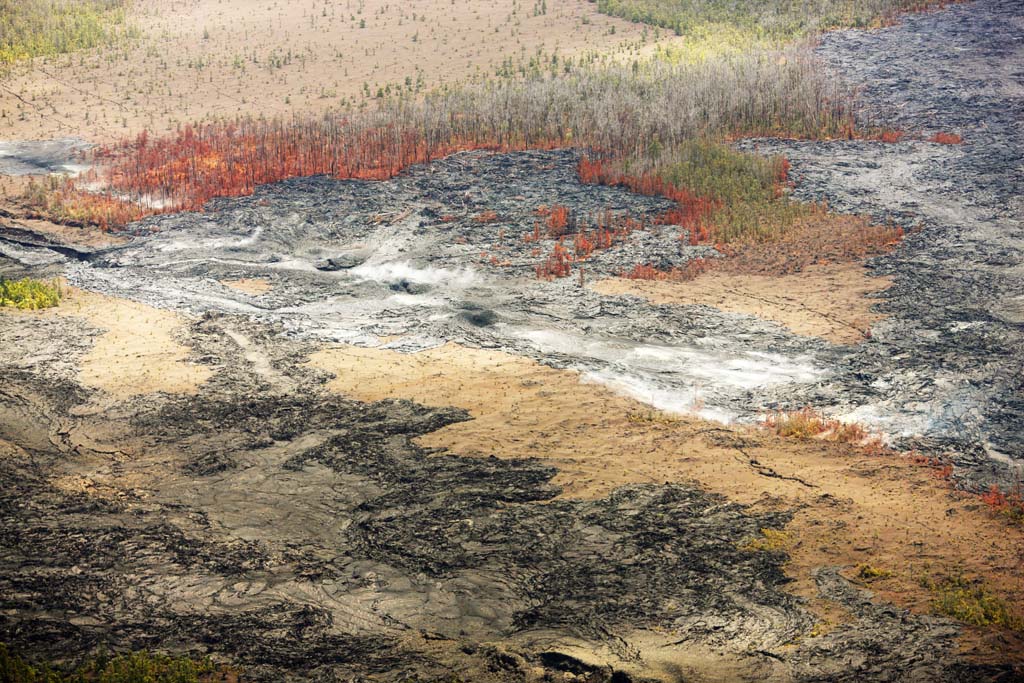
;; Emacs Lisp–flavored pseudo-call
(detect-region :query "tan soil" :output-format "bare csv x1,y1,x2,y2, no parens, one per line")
220,278,272,295
52,287,211,398
591,263,892,344
308,341,1024,661
0,0,672,143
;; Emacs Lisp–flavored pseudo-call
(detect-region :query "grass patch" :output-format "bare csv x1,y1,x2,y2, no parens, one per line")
856,564,893,581
0,277,62,310
585,139,808,245
761,407,887,453
0,644,228,683
0,0,134,68
741,528,794,553
625,410,681,425
919,572,1024,631
590,0,961,40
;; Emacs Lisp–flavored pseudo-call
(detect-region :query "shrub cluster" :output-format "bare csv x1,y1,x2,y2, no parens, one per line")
0,0,132,67
0,277,62,310
56,48,855,230
980,484,1024,525
920,573,1024,631
590,0,961,39
0,644,223,683
762,407,885,452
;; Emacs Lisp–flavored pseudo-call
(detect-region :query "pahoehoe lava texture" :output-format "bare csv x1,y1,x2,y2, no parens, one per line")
0,311,988,682
1,1,1023,678
738,0,1024,486
55,148,834,427
19,1,1016,485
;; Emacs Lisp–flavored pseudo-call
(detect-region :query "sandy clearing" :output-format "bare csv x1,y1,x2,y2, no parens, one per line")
0,0,674,143
51,288,211,398
220,278,272,295
308,341,1024,660
591,263,893,344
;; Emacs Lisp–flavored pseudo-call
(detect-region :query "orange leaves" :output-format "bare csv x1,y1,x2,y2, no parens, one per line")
579,155,719,245
763,407,883,451
876,130,905,143
929,132,963,145
534,241,573,280
56,192,147,230
546,205,569,235
623,257,714,282
624,264,668,280
776,157,791,185
980,484,1024,522
473,210,499,223
74,118,576,229
523,222,543,244
21,176,146,231
528,208,647,280
573,229,595,260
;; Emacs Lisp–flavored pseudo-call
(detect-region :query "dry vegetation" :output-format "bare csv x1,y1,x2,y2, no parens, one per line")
762,406,885,452
0,0,660,141
3,0,912,283
591,0,964,38
0,0,132,67
23,50,857,233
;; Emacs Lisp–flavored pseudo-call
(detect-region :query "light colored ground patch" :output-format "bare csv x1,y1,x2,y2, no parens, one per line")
0,0,672,142
55,288,211,398
308,341,1024,661
220,278,272,295
592,263,892,344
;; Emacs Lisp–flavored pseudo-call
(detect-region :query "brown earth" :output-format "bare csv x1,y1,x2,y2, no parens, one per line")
591,263,893,344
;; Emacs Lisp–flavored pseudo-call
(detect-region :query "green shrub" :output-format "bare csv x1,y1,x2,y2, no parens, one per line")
920,572,1024,631
856,564,893,581
0,644,221,683
741,528,794,552
0,277,62,310
0,0,134,67
608,139,813,244
591,0,955,41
